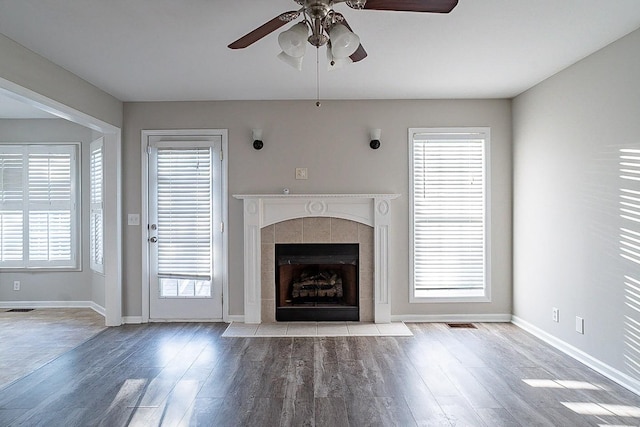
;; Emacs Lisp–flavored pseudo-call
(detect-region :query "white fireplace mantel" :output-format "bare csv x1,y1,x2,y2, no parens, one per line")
233,193,400,323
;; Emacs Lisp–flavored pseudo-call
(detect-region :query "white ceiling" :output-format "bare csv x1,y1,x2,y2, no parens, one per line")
1,0,640,104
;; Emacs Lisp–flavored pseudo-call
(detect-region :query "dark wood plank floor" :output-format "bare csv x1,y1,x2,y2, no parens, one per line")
1,322,639,426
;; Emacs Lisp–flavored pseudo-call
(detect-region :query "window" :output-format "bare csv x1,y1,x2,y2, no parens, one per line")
89,138,104,273
409,128,490,301
0,144,79,269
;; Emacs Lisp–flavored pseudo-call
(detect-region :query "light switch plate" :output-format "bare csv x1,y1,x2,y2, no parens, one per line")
576,316,584,334
128,214,140,226
295,168,308,180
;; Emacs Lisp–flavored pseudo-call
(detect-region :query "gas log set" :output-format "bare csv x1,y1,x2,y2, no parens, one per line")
290,270,344,300
276,243,359,321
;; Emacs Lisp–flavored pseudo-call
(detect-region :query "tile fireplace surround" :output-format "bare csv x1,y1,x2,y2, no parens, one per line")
234,194,400,324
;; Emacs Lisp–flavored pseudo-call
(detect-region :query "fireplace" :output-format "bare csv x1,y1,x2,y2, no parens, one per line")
233,193,399,323
276,243,359,321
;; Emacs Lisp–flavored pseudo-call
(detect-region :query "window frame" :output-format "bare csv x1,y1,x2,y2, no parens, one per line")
0,142,81,271
408,127,491,303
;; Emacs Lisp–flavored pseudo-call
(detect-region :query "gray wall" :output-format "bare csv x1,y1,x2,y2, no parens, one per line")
123,99,512,318
513,28,640,377
0,33,122,128
0,119,100,303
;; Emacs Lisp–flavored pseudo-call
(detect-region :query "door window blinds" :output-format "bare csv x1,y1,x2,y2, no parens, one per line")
156,147,213,282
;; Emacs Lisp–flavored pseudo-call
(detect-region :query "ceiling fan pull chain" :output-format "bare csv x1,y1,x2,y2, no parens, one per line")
316,47,321,107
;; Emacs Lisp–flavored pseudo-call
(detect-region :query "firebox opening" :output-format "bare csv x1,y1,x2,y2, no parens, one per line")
276,243,359,321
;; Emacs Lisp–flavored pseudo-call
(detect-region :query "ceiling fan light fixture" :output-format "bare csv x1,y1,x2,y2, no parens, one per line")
277,51,304,70
346,0,367,9
329,23,360,59
278,22,309,57
326,47,352,71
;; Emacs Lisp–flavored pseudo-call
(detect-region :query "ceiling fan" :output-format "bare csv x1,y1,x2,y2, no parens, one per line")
228,0,459,70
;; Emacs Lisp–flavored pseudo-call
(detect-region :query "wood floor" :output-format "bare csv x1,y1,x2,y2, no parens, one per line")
0,308,106,389
1,322,640,426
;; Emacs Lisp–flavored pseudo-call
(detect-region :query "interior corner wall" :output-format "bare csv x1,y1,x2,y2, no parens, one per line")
0,119,95,303
123,99,512,319
512,28,640,377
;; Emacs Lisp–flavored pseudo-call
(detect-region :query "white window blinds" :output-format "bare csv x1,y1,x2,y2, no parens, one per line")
0,144,78,269
410,129,489,299
156,147,212,281
0,147,24,263
90,138,104,273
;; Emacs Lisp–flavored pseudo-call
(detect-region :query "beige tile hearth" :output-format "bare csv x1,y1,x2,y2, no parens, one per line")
222,321,413,337
263,217,375,323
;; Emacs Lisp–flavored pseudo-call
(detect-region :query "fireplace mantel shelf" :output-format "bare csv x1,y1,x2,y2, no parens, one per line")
236,193,399,324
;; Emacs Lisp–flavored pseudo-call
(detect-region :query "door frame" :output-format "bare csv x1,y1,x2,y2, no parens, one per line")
141,129,229,323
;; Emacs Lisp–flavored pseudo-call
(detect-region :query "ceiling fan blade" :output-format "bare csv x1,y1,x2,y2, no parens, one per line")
228,11,300,49
362,0,458,13
350,44,368,62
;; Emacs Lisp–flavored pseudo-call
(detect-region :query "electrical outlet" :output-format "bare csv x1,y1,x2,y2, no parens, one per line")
295,168,308,180
13,281,20,291
552,307,559,322
128,214,140,226
576,316,584,334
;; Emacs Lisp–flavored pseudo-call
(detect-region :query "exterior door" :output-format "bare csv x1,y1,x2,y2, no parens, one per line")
147,135,222,320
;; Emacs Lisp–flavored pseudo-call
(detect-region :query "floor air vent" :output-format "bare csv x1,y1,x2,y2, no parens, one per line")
447,323,476,329
6,308,35,312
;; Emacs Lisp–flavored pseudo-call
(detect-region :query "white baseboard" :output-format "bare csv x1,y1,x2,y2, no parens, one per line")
148,318,224,323
122,316,234,324
89,302,106,317
227,315,245,323
0,300,101,311
512,315,640,396
391,313,513,323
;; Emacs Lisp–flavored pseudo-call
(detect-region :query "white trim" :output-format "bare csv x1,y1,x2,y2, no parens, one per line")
103,132,122,326
0,78,122,328
0,300,104,314
90,302,106,317
0,79,117,133
227,315,245,323
148,318,224,323
392,313,512,323
141,129,229,323
512,316,640,396
122,316,143,324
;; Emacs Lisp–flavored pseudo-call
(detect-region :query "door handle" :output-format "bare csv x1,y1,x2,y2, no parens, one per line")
148,236,158,243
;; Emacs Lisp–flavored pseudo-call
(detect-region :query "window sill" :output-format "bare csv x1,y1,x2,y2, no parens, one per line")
411,289,490,303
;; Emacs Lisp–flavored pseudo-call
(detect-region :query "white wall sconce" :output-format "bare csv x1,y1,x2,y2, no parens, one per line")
370,128,381,149
252,129,264,150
